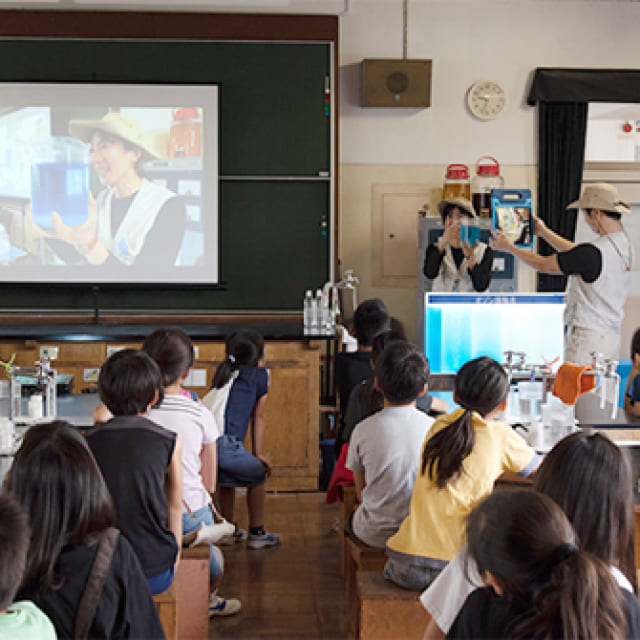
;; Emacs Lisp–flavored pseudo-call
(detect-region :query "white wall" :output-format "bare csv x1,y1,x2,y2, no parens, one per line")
340,0,640,166
337,0,640,343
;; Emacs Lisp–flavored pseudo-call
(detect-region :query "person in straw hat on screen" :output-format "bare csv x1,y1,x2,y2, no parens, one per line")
423,197,494,292
30,111,186,269
491,183,634,364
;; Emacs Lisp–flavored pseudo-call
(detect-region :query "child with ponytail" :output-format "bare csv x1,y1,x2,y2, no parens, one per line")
448,489,636,639
203,330,281,550
385,356,539,590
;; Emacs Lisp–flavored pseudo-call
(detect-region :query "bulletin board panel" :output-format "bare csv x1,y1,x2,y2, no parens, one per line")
0,11,337,312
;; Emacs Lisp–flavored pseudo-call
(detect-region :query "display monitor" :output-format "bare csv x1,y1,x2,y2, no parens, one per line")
0,82,219,284
425,292,565,373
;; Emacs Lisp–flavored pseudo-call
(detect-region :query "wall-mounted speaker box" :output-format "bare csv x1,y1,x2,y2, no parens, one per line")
361,58,432,107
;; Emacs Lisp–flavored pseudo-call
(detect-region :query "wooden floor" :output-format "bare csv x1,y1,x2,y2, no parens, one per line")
210,492,348,639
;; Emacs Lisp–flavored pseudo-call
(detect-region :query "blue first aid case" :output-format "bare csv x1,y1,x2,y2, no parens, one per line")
491,188,534,248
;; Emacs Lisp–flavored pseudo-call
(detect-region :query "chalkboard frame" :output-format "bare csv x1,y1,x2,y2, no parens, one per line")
0,10,339,314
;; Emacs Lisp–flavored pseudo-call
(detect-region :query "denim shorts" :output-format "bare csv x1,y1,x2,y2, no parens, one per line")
217,434,267,488
383,558,443,591
182,505,223,580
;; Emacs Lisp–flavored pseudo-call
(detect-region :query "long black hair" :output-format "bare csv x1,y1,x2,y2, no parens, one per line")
421,356,508,488
0,490,29,610
6,421,116,592
534,431,637,593
467,490,626,640
211,330,264,389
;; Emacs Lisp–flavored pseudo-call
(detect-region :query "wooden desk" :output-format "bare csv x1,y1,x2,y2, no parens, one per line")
0,323,327,490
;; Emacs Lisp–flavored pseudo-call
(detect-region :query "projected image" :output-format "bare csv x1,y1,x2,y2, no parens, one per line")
0,84,218,284
495,206,532,246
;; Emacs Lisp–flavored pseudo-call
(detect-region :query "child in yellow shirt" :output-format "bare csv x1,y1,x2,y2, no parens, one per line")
385,356,540,590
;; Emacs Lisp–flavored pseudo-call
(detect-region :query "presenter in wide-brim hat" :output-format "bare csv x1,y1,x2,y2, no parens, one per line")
29,111,186,270
423,196,494,293
490,182,634,364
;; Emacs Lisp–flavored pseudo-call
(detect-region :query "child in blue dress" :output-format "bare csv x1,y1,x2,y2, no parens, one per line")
204,330,282,550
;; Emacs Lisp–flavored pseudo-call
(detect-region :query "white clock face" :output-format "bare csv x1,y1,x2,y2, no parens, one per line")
467,81,506,120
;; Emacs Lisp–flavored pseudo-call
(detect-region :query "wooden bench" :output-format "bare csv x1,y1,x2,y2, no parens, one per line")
339,484,358,575
345,533,387,637
357,570,430,639
153,580,178,640
176,544,210,640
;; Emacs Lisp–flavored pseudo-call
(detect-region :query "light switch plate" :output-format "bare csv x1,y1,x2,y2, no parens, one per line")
40,346,59,360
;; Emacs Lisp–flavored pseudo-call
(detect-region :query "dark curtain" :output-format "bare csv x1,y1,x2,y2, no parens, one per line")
536,101,588,292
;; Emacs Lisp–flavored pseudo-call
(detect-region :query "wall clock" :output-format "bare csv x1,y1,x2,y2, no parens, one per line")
467,80,506,120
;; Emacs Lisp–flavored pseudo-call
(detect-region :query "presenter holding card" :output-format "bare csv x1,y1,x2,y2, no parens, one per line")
423,197,494,292
28,111,186,270
490,183,634,364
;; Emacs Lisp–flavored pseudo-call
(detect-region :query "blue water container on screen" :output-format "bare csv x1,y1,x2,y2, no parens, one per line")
30,137,90,229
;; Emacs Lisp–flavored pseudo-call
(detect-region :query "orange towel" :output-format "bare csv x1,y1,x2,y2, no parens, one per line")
552,363,596,405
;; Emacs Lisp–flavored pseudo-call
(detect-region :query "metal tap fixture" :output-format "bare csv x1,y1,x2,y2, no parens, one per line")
334,269,359,313
8,355,57,422
502,350,526,384
581,352,620,419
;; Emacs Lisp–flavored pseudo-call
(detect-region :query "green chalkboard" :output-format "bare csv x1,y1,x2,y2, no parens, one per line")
0,38,332,310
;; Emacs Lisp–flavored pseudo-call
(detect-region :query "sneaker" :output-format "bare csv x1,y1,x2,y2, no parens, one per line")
218,525,248,547
246,529,282,550
209,594,241,617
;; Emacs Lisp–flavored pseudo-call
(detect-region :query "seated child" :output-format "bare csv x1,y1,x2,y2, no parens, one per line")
203,330,281,549
345,341,435,548
334,298,390,455
143,328,241,617
0,490,56,640
624,327,640,416
342,331,447,445
422,430,639,639
10,421,164,639
447,490,637,639
385,356,540,591
87,349,183,596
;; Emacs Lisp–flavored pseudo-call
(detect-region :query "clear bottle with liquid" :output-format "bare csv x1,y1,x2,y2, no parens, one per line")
471,156,504,219
312,288,322,330
443,164,471,200
303,290,313,331
320,289,330,333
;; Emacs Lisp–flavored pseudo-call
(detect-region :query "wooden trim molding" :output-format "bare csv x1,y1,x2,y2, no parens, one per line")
0,311,302,326
0,10,338,41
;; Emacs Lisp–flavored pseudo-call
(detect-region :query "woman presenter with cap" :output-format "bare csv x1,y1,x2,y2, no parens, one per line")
423,197,494,292
30,112,186,269
491,183,634,364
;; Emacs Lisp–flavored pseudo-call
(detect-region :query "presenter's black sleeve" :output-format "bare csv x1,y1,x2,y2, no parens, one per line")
134,196,186,268
424,243,444,279
469,246,494,292
556,243,602,283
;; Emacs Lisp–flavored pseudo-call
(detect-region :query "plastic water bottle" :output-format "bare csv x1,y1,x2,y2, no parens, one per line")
312,288,322,330
320,289,330,333
28,394,43,419
303,290,313,332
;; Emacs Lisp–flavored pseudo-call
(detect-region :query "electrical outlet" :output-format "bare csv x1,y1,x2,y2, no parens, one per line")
193,345,200,359
40,346,59,360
